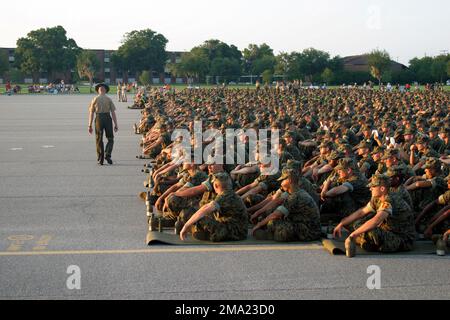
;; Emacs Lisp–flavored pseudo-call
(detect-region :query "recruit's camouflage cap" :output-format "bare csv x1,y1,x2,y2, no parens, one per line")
381,148,400,160
334,158,356,171
328,151,345,161
429,126,439,132
319,141,334,149
394,129,404,138
277,167,299,181
356,141,371,150
337,143,352,153
212,172,231,184
416,135,430,144
439,126,450,134
283,131,295,138
385,165,406,177
285,159,302,170
370,146,386,155
367,174,390,187
403,128,416,135
422,157,441,170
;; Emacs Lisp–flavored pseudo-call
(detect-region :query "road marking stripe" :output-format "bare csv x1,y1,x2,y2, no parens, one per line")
0,245,323,256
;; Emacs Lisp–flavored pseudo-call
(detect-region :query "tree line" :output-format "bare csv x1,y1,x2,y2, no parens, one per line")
1,26,449,86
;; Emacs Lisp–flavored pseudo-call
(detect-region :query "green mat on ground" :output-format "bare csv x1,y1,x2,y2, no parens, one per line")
322,239,436,256
146,231,321,246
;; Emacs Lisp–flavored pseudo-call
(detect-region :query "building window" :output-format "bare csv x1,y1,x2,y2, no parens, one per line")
105,68,110,73
104,58,110,63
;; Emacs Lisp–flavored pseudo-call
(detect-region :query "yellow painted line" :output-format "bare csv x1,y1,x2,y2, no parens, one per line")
32,235,53,251
0,244,323,256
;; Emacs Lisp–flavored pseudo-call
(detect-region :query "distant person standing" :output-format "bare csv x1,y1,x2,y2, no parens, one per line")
88,83,119,165
121,83,128,102
5,81,12,95
117,82,122,102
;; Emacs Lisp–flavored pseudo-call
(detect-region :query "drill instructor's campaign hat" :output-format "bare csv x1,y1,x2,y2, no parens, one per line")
95,83,110,93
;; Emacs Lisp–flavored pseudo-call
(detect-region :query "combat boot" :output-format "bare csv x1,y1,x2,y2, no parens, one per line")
192,231,209,241
159,217,175,228
253,229,272,241
148,215,158,232
436,237,448,256
345,237,356,258
174,220,184,235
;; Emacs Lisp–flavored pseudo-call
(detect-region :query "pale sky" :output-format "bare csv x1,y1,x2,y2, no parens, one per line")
2,0,449,65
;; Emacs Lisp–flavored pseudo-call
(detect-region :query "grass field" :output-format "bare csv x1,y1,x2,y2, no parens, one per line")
1,84,449,95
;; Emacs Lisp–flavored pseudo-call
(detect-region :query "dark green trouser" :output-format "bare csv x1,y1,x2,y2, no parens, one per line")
95,113,114,161
352,219,414,253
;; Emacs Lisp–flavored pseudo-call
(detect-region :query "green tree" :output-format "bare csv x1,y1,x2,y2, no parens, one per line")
171,50,209,81
409,56,434,84
274,52,290,78
431,55,448,83
178,39,242,82
297,48,330,82
200,39,242,62
115,29,168,82
0,51,9,78
252,55,276,75
139,70,151,86
15,26,80,82
262,69,273,84
242,43,275,74
447,60,450,78
8,68,25,83
284,48,330,82
321,68,334,84
210,57,241,82
76,50,100,93
367,49,391,85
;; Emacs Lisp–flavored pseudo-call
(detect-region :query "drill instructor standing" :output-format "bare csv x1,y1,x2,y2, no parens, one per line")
88,83,118,165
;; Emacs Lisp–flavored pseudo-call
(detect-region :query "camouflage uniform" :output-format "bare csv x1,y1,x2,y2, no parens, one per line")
316,151,344,187
263,168,322,242
279,151,294,167
299,176,320,205
268,189,321,242
285,144,304,163
433,189,450,234
148,129,172,159
386,166,414,209
321,159,371,218
284,159,319,204
254,171,282,196
165,169,208,221
429,126,445,153
358,155,377,179
234,164,261,190
193,189,248,242
410,173,447,213
353,176,415,252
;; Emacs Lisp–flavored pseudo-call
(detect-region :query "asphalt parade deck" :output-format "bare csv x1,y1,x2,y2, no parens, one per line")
0,94,448,300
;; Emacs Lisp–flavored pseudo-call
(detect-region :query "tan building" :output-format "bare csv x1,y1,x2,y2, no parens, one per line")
342,54,407,73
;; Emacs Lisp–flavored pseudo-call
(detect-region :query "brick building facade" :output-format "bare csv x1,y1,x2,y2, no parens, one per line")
0,47,185,85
